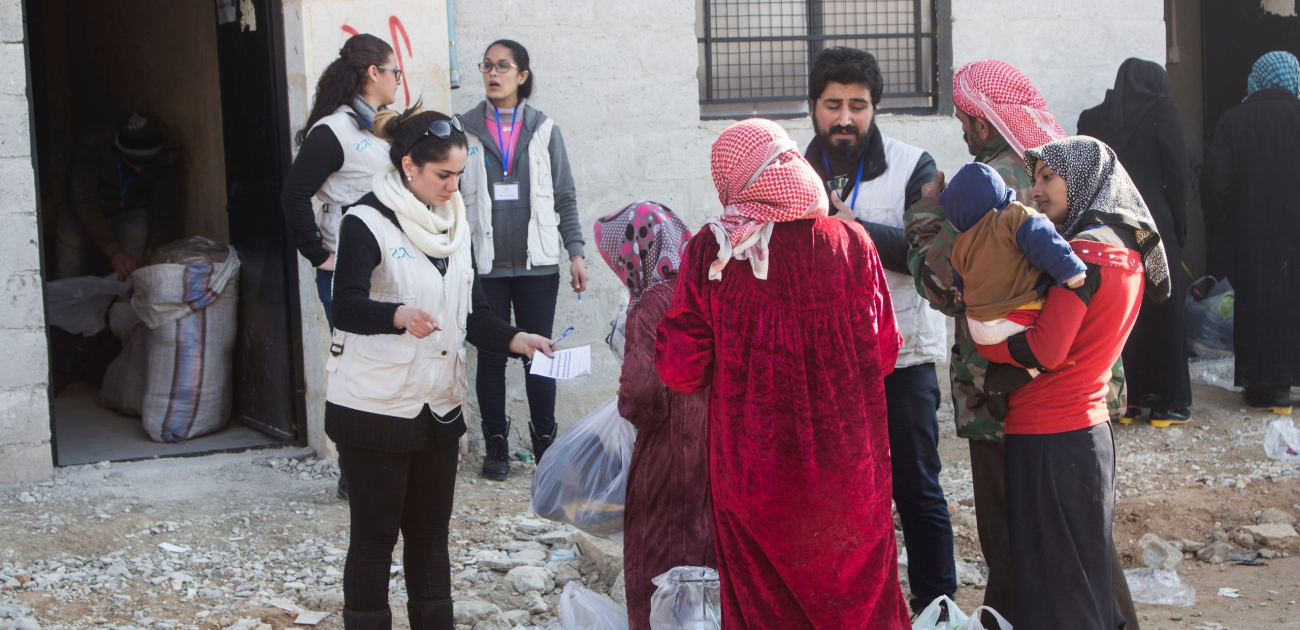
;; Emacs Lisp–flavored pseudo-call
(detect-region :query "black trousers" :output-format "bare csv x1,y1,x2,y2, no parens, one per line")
885,363,956,612
476,274,560,436
1006,423,1126,630
338,436,459,612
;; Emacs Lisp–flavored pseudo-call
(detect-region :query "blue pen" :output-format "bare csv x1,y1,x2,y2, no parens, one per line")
550,326,574,348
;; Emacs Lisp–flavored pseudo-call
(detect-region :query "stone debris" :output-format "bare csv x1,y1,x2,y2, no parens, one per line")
1139,533,1183,571
1239,523,1300,550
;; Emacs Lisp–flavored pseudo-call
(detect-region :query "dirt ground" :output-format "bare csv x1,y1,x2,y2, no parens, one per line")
2,371,1298,629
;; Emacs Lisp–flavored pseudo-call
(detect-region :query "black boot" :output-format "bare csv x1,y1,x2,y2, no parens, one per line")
530,422,558,464
481,422,511,481
1150,407,1192,428
407,600,454,630
343,608,392,630
1244,387,1294,415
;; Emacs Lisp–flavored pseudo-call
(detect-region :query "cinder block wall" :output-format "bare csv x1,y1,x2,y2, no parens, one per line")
0,0,54,483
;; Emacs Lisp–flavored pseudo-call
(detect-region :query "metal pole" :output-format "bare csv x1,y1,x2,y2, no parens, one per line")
447,0,460,89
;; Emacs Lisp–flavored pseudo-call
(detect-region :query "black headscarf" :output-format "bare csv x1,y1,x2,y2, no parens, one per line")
1096,58,1171,152
1024,136,1171,303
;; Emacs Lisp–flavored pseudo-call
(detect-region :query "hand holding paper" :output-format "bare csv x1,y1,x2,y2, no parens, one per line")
530,345,591,379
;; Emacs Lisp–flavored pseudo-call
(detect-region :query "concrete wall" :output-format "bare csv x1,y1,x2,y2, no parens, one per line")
283,0,453,459
0,0,54,483
446,0,1166,452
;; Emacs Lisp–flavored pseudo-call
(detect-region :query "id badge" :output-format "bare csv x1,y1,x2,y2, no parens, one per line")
494,183,520,201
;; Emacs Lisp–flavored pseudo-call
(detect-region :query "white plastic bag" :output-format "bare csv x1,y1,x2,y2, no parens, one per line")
606,289,630,361
530,397,636,544
559,582,628,630
1264,418,1300,461
912,596,969,630
1124,568,1197,607
955,606,1012,630
44,274,132,336
100,301,147,416
648,566,720,630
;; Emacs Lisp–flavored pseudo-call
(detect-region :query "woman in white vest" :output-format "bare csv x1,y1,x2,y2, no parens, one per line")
282,33,399,330
459,39,587,480
327,104,552,630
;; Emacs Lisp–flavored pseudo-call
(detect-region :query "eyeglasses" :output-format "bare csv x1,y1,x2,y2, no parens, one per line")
477,60,518,74
376,65,403,82
409,115,465,151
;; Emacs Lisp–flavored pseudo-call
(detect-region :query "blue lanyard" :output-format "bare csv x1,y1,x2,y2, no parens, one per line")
822,152,865,210
493,105,518,180
117,159,133,203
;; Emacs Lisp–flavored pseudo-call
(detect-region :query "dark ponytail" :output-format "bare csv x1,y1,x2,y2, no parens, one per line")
487,39,534,101
295,34,394,145
373,100,468,169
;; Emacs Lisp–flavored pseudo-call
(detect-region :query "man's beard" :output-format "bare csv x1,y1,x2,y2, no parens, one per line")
816,123,870,162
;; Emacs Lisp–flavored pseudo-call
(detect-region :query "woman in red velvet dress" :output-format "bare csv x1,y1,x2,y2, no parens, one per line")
594,200,715,630
655,119,908,630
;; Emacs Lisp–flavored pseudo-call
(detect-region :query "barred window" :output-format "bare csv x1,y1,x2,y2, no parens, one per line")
696,0,937,120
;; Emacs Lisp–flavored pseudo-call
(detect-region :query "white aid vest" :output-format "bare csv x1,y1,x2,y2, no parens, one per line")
325,203,475,418
846,134,948,368
310,106,391,252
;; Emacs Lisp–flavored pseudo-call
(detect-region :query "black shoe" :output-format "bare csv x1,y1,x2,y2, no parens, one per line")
1118,406,1144,425
1244,387,1294,415
407,600,454,630
530,422,558,464
1149,407,1192,428
343,608,392,630
481,423,511,481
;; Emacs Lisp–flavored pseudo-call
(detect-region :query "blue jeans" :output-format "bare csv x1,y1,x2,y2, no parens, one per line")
475,274,559,436
316,268,334,330
885,362,956,611
56,208,149,279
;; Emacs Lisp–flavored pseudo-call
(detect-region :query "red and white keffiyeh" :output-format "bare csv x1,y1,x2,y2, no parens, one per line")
953,60,1066,157
707,119,828,280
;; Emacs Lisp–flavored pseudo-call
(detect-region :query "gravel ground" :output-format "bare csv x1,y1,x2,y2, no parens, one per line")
2,359,1298,630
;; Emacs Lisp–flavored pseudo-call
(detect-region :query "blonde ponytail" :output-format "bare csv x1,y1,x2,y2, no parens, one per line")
372,101,425,142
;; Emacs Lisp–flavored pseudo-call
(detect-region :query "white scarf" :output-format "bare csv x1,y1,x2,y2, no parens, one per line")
372,166,468,259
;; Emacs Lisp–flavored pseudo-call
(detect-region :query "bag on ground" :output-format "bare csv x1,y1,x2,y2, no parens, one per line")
530,396,636,544
44,274,132,336
912,595,970,630
955,606,1012,630
131,237,240,443
559,582,628,630
1264,418,1300,461
649,566,720,630
1185,275,1234,358
100,301,147,416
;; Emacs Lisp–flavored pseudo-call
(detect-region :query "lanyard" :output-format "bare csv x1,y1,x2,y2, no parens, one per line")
117,159,133,204
493,105,519,180
822,152,865,210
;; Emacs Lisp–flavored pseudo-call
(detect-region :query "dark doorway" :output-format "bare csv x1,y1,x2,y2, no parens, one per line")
24,0,306,464
1200,3,1300,280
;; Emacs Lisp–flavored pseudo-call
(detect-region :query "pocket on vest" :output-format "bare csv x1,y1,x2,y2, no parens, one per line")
344,335,417,402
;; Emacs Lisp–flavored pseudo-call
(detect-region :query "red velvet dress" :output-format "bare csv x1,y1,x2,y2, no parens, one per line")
618,280,716,630
655,218,908,630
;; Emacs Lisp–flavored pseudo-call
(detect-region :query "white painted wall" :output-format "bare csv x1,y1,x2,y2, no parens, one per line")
0,0,54,483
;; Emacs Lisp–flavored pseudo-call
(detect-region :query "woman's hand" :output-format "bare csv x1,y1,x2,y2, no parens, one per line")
318,252,336,272
509,332,555,360
569,256,589,293
394,305,440,338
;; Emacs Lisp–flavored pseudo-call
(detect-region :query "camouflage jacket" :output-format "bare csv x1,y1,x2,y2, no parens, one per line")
903,136,1125,442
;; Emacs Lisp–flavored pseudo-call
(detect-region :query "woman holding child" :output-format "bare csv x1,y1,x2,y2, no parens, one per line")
974,136,1169,630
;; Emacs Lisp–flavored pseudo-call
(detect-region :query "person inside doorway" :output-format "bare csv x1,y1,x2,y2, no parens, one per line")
801,46,954,615
1202,50,1300,415
326,104,552,630
1079,58,1193,428
59,112,180,281
657,118,909,629
460,39,587,480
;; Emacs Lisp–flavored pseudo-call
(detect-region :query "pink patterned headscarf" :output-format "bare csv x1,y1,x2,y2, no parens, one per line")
594,201,692,307
953,60,1067,157
707,119,828,281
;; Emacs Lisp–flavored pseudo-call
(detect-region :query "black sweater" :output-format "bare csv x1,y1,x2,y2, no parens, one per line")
325,192,523,452
281,126,346,268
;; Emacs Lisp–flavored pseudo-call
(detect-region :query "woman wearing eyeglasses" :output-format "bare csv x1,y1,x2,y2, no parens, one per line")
460,39,587,480
327,102,553,630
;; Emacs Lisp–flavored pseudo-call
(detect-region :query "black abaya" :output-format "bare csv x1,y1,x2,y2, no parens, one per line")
1078,59,1192,409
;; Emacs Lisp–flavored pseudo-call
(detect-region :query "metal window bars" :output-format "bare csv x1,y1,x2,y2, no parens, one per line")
697,0,936,117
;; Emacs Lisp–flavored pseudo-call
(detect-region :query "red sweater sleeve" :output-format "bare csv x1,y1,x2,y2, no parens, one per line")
655,236,717,394
618,285,673,432
977,283,1088,370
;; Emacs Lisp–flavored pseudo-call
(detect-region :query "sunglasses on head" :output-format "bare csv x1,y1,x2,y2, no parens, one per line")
408,115,465,151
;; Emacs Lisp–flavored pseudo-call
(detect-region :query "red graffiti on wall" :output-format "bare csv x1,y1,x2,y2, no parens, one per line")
339,17,414,107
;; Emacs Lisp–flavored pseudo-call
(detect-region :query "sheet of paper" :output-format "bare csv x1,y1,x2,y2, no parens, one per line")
529,345,591,379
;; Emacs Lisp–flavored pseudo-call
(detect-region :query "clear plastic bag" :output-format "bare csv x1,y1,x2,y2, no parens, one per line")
43,274,132,336
648,566,720,630
1124,568,1197,607
606,289,630,362
558,581,628,630
1264,418,1300,461
1185,276,1234,358
911,595,969,630
530,397,636,544
955,606,1012,630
